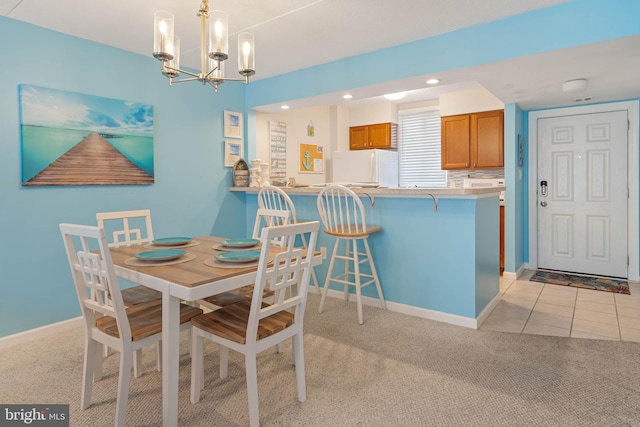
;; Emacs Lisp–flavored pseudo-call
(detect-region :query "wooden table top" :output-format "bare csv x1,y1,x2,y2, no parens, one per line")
109,235,285,288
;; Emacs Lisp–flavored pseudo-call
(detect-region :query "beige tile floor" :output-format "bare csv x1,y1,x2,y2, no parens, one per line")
480,270,640,341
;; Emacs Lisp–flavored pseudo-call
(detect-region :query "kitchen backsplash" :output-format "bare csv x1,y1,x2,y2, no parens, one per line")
447,170,505,188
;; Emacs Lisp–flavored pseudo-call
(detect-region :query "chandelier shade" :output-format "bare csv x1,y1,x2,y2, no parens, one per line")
152,1,255,91
238,33,255,76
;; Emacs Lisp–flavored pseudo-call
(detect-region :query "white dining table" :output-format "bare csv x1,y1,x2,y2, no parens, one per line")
109,235,322,426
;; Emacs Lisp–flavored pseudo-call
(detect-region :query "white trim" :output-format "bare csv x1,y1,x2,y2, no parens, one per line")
528,101,639,281
475,292,502,329
502,264,526,280
322,288,486,329
0,317,83,350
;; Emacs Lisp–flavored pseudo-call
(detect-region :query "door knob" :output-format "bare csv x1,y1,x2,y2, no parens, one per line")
540,201,547,207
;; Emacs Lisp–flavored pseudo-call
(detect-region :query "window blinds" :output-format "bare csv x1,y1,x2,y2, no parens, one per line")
398,109,447,188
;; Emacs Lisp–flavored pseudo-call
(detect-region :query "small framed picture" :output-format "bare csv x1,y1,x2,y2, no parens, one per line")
224,110,243,139
224,140,244,167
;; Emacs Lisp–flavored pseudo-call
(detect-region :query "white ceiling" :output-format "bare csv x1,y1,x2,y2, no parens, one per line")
3,0,640,112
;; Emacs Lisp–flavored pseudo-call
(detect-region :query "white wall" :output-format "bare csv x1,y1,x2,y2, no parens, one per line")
439,87,504,116
331,105,350,153
348,101,398,126
398,99,439,112
256,106,332,185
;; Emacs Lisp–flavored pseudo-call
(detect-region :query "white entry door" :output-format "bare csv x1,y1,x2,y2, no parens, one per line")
537,110,628,277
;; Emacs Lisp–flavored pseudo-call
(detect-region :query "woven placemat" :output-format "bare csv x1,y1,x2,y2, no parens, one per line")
212,243,261,252
124,253,196,267
204,255,271,269
143,240,201,249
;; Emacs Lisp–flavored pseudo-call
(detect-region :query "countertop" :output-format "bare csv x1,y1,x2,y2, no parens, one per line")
230,186,502,199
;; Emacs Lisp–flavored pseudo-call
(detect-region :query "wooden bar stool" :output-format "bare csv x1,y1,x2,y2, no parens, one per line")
316,184,386,324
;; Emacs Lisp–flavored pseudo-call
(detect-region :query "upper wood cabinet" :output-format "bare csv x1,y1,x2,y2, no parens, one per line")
349,122,397,150
441,110,504,170
441,114,471,169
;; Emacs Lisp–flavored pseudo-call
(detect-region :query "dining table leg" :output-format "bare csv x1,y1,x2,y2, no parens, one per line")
162,292,181,427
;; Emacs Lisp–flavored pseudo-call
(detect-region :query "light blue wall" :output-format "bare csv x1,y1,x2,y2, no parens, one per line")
246,193,498,319
504,104,526,273
0,17,248,337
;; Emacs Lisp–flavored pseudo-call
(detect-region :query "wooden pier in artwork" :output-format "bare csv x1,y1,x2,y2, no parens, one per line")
24,133,154,186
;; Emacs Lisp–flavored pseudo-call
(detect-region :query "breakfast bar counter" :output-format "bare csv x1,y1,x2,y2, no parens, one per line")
232,186,502,329
231,185,501,198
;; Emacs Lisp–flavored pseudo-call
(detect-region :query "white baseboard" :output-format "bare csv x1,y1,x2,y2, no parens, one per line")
502,263,526,281
4,285,501,348
0,317,83,350
321,288,483,329
475,292,502,329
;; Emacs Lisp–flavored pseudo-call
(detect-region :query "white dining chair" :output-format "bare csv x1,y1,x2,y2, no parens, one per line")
258,185,320,292
96,210,163,306
316,184,386,324
96,209,163,377
190,221,320,427
59,223,202,427
199,208,292,309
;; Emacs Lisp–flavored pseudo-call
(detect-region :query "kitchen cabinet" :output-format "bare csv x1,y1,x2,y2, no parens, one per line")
500,205,505,271
441,110,504,169
349,122,397,150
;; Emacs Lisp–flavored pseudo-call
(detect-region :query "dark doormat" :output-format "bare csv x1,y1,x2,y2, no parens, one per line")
530,270,630,295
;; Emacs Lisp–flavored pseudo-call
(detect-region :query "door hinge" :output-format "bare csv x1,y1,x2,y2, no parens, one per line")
629,119,631,131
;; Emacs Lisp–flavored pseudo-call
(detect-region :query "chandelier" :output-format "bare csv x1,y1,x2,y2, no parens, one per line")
152,0,255,91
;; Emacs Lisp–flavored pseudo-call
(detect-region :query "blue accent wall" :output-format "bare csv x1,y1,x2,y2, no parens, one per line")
504,104,526,272
246,193,499,319
0,17,248,336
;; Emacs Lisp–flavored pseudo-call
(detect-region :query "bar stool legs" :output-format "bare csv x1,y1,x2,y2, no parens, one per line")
318,236,385,324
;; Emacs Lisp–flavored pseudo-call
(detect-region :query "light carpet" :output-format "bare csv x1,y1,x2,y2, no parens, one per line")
1,293,640,426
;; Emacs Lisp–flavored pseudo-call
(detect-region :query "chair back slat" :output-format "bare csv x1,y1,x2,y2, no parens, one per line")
245,221,319,342
258,186,298,222
60,223,131,342
317,185,367,235
252,208,292,246
96,209,154,248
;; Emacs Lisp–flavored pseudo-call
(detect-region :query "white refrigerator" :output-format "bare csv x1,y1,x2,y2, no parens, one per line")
331,149,398,187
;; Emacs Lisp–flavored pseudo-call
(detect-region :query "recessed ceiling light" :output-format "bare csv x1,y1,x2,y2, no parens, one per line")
426,78,440,85
383,92,406,100
281,105,290,110
343,94,353,99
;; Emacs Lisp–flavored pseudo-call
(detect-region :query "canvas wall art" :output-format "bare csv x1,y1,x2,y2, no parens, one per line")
19,85,154,186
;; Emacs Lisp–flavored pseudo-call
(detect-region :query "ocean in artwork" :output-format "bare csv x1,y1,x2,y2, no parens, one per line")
19,85,154,185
